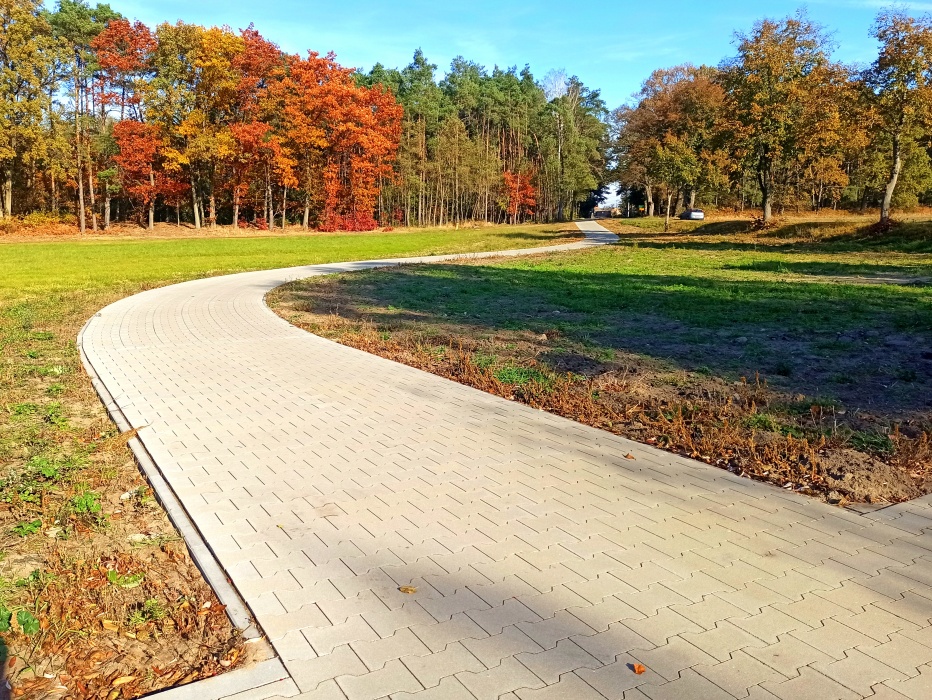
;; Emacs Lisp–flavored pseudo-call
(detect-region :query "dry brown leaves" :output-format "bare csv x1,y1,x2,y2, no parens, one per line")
3,541,244,700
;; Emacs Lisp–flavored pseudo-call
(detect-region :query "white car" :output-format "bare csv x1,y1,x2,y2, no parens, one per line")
680,209,705,221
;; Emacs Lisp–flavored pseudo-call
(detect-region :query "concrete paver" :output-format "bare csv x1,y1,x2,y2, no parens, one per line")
79,221,932,699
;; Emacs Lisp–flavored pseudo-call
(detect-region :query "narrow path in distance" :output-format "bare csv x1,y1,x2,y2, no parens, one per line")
80,221,932,700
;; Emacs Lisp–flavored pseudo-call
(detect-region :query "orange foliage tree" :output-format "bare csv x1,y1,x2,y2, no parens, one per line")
92,19,156,120
275,52,402,231
502,170,537,224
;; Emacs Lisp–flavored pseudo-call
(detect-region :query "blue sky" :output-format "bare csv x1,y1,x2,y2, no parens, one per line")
114,0,932,108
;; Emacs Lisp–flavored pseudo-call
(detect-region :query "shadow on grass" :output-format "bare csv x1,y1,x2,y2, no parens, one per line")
615,218,932,255
493,229,583,241
312,262,932,418
724,260,931,280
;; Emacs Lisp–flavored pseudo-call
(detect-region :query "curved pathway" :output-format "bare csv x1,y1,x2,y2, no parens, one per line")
80,222,932,700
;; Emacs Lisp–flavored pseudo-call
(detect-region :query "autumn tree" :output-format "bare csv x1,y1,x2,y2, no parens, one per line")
111,118,158,228
864,8,932,223
720,12,832,223
652,138,700,231
502,170,536,223
794,62,865,210
0,0,56,219
280,52,400,230
92,17,154,226
184,25,244,228
610,65,725,218
92,17,155,120
146,21,202,228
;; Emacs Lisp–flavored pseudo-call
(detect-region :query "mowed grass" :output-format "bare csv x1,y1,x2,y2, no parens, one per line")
272,216,932,504
0,223,573,695
0,224,575,295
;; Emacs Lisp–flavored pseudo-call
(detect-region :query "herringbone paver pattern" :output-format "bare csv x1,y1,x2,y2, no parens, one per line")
80,222,932,699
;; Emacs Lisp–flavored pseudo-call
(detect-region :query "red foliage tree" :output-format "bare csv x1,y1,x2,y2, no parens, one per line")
276,52,402,231
112,120,161,229
503,170,537,224
92,19,156,119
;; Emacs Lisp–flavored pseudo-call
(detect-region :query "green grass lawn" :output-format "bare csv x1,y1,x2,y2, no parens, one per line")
272,218,932,504
0,224,575,295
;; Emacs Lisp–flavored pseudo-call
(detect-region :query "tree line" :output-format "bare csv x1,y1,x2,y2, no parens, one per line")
611,8,932,229
1,0,403,231
4,2,929,233
0,0,608,232
356,55,607,226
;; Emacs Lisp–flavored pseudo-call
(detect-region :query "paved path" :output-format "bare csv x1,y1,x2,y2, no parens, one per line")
80,222,932,700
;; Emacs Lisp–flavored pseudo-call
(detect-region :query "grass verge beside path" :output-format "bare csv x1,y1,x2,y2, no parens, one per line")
0,225,577,294
0,223,576,700
271,216,932,507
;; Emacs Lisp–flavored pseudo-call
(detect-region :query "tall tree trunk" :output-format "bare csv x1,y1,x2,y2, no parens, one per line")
757,165,772,224
88,159,98,232
881,132,902,224
645,184,654,217
664,192,673,232
51,170,58,215
104,191,110,229
209,193,216,229
74,72,86,234
2,165,11,218
148,170,155,230
233,195,239,229
191,175,201,229
281,185,287,230
266,178,274,231
303,197,310,230
84,82,98,233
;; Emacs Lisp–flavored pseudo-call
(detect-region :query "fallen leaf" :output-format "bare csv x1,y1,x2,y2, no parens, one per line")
398,586,417,594
111,677,135,687
101,620,118,631
632,664,646,675
625,453,636,460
